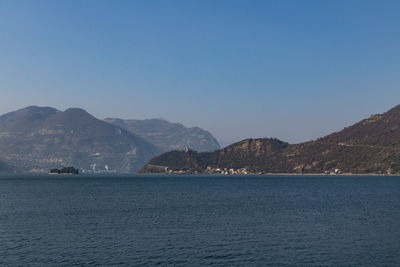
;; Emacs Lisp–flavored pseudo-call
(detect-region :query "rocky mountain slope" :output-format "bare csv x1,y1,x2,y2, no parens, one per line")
140,105,400,175
104,118,220,152
0,106,161,173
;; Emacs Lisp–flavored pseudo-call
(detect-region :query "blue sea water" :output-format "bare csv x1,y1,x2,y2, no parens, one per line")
0,174,399,266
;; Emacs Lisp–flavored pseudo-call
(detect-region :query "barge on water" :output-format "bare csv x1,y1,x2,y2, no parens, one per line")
49,167,79,175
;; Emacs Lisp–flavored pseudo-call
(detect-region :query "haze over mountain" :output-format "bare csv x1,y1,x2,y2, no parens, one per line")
0,106,161,173
141,104,400,175
104,118,220,152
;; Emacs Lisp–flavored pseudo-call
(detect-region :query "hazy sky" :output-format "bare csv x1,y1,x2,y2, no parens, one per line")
1,0,400,145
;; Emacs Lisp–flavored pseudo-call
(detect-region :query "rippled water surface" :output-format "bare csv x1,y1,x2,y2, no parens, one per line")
1,174,400,266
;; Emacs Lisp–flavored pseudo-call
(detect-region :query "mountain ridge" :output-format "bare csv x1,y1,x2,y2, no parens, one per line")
104,118,220,152
140,104,400,175
0,106,161,173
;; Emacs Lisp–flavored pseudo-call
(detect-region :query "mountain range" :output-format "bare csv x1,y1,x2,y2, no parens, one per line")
0,106,219,173
104,118,220,152
140,104,400,175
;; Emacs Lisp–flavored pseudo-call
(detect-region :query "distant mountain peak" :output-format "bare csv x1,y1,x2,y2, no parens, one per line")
64,107,90,114
58,108,97,121
21,105,56,111
104,117,220,152
6,105,58,115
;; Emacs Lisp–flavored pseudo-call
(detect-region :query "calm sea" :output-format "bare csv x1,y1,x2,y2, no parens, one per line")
0,174,399,266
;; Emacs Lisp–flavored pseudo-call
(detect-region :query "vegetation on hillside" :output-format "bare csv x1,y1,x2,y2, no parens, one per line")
141,105,400,175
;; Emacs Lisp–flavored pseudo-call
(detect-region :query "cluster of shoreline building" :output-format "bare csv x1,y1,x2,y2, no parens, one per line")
161,166,352,175
164,166,249,175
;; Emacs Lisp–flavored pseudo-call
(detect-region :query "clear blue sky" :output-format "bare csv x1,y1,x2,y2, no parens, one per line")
1,0,399,145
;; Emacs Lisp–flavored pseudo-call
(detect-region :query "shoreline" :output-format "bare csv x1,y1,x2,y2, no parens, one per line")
137,172,400,177
2,172,399,177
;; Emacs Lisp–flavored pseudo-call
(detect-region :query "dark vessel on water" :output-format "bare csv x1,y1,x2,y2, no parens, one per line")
49,167,79,174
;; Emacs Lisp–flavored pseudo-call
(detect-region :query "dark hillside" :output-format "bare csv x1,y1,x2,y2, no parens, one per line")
141,105,400,175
